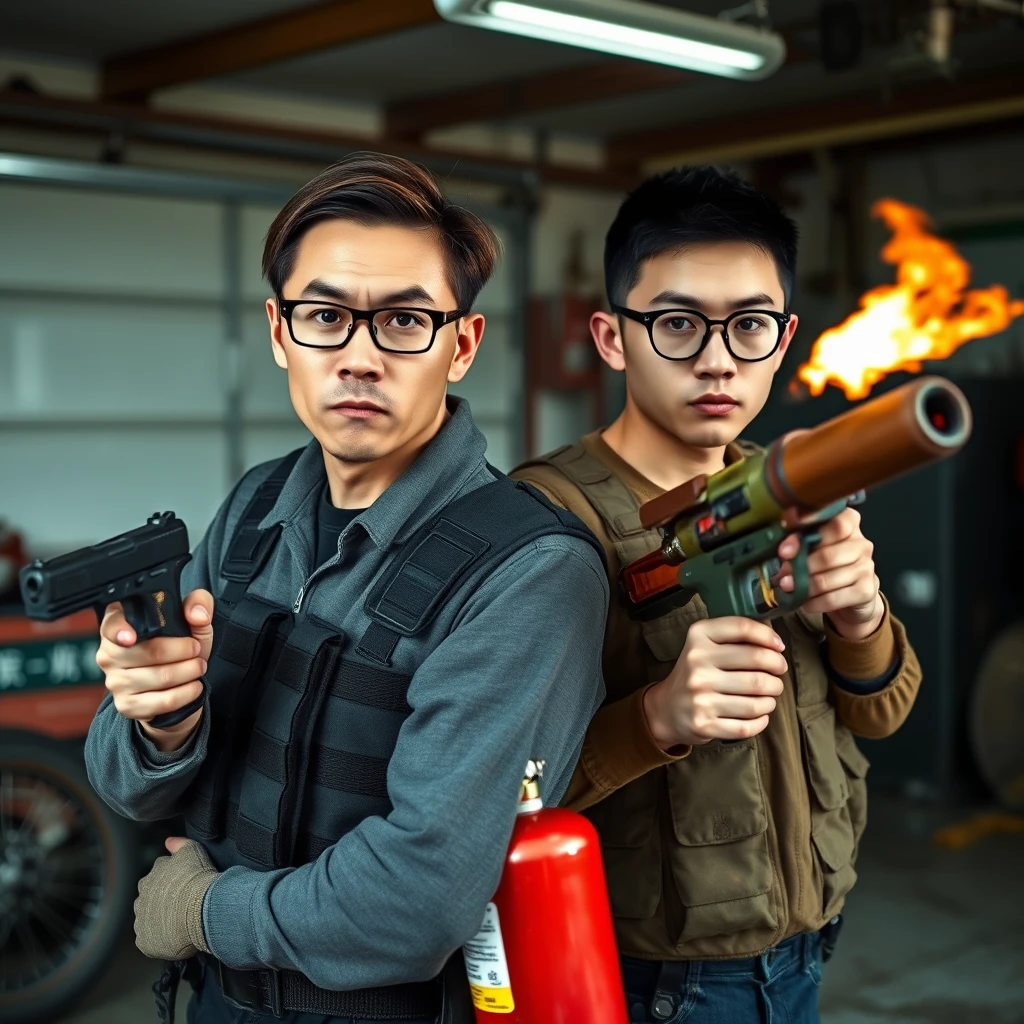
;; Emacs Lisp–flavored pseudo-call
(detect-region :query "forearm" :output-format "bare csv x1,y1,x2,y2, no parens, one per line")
563,687,688,812
825,596,897,684
84,693,209,821
828,609,922,738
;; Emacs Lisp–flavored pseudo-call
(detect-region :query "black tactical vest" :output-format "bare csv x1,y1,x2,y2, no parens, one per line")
180,449,604,1020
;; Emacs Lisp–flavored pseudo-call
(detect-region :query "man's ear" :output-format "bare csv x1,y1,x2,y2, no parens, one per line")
592,311,626,372
447,313,485,384
268,298,288,370
774,312,799,369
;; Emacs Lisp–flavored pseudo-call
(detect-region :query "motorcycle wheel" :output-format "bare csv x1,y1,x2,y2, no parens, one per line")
0,731,139,1024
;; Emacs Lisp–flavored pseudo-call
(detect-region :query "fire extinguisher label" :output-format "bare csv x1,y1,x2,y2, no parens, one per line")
463,902,515,1013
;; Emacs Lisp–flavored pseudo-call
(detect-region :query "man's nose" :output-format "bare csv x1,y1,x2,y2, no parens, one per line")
693,325,737,377
337,320,384,377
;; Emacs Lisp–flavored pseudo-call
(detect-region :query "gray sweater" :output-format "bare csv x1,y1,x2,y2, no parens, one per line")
84,397,608,992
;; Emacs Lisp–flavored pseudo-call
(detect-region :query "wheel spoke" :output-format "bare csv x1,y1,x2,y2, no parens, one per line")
48,846,104,871
0,769,13,845
13,914,56,983
28,895,79,948
14,779,43,843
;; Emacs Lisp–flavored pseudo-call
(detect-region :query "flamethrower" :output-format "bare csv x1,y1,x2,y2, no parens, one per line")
621,376,972,622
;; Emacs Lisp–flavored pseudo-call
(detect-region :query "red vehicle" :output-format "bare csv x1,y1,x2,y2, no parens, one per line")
1,524,140,1024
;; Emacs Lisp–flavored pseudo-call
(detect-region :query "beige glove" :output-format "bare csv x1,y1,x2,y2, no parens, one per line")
134,838,219,960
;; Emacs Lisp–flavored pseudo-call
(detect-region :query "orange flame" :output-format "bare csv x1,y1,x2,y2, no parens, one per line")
797,199,1024,400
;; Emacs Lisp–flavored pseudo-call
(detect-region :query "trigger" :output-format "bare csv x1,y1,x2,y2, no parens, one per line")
152,590,168,629
756,563,780,612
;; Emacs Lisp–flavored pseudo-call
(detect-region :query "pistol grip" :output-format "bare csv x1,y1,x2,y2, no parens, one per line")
120,556,206,731
771,538,812,615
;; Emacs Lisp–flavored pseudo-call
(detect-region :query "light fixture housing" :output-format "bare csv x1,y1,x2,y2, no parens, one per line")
433,0,787,80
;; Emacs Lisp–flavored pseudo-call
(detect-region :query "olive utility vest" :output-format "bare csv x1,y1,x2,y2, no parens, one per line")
181,449,605,1018
518,442,870,961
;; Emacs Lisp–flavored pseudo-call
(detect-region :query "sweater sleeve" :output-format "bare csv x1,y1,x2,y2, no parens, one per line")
827,602,923,740
511,464,689,813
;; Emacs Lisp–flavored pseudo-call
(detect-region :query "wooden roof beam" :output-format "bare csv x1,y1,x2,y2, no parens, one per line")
386,60,693,140
101,0,439,102
608,72,1024,170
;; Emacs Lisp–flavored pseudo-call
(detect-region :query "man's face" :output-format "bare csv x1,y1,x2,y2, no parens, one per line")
267,219,482,464
598,241,798,448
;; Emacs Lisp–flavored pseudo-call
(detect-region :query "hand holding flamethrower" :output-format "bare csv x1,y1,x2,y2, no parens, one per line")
624,376,972,750
622,375,972,623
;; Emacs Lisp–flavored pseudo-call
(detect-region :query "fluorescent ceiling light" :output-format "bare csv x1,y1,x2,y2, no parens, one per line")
433,0,787,80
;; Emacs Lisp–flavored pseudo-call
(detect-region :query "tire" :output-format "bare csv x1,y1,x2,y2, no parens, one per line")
969,622,1024,811
0,731,140,1024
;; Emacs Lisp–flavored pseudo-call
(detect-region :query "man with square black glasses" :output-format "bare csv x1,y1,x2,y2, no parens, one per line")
514,166,922,1024
84,152,608,1024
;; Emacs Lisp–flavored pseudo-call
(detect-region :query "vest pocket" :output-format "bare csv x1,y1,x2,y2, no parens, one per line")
835,725,870,845
799,703,870,919
664,741,776,943
810,804,858,920
584,771,662,920
640,598,706,666
801,705,849,810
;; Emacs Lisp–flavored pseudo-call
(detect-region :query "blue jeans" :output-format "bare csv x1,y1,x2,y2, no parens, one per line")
183,964,437,1024
621,932,824,1024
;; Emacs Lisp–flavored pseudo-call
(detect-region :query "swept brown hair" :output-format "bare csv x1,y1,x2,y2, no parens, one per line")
263,152,500,308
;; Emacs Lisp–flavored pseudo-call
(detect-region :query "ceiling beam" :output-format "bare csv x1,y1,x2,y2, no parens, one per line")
0,88,640,193
384,19,818,140
608,69,1024,170
386,61,692,139
101,0,440,102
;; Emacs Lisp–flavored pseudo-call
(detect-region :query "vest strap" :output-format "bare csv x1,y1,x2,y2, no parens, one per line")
356,466,604,665
219,446,304,608
330,659,412,714
202,954,441,1021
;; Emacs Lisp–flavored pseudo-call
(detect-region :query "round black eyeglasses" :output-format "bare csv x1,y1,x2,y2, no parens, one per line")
612,305,790,362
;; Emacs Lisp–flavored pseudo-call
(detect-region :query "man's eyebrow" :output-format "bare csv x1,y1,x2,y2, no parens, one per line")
300,280,351,302
298,280,437,307
376,285,437,307
646,291,779,309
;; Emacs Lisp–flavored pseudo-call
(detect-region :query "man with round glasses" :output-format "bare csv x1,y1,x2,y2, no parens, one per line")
513,166,921,1024
84,152,608,1024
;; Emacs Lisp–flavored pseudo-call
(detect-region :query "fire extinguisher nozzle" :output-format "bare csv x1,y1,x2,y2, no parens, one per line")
518,758,546,813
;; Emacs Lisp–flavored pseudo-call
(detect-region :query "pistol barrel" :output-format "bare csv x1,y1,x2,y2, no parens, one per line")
767,376,972,511
19,513,190,622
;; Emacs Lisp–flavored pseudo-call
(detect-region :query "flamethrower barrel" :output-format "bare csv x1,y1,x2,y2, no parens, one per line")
768,375,972,511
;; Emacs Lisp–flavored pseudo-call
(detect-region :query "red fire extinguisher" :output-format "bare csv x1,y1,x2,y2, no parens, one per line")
464,760,628,1023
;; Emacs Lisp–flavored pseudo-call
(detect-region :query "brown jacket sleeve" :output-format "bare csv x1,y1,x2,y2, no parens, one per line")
824,598,923,740
562,687,689,811
511,464,689,812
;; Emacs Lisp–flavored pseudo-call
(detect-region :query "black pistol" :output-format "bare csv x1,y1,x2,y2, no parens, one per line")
18,512,203,730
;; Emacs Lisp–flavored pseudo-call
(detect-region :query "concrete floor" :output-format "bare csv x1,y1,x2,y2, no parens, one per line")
55,794,1024,1024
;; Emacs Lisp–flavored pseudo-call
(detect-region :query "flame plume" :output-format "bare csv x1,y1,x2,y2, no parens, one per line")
797,199,1024,400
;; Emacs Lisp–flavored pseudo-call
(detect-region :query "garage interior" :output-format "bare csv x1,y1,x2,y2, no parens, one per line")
0,1,1023,1022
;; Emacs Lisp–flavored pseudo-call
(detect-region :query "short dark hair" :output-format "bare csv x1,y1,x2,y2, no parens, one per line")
604,165,799,308
263,152,500,308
